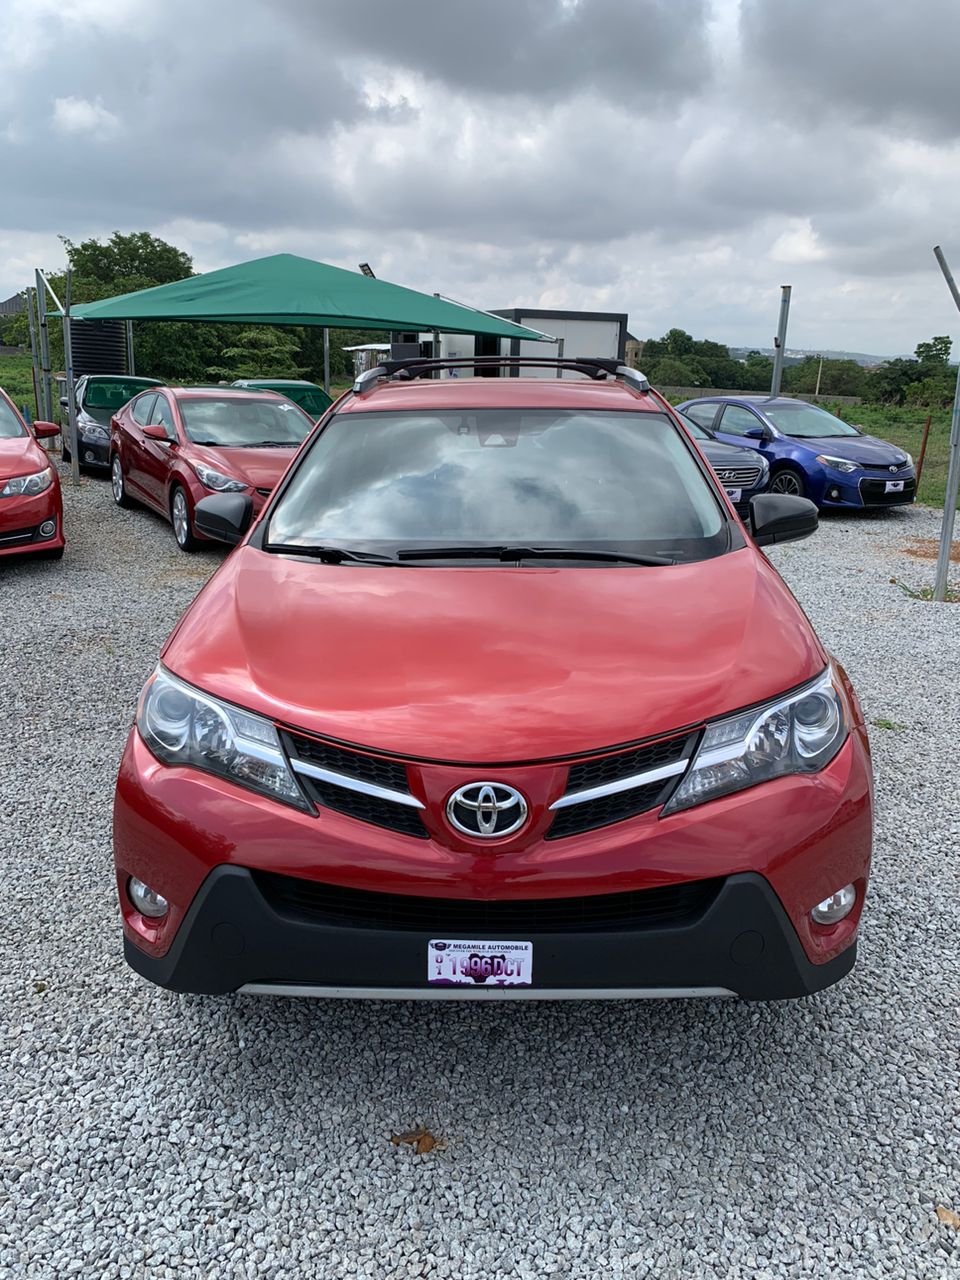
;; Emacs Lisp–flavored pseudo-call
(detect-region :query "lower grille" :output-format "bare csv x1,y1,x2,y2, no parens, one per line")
858,477,916,506
0,524,40,548
254,871,724,933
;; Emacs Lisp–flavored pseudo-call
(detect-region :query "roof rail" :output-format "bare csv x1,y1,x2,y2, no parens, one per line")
354,356,650,393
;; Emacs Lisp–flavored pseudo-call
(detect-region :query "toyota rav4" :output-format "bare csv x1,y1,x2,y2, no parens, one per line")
113,357,873,1001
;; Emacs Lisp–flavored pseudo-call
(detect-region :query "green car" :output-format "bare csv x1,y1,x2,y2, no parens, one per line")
231,379,333,419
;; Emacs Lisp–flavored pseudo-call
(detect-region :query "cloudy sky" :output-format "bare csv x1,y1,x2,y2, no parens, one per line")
3,0,960,357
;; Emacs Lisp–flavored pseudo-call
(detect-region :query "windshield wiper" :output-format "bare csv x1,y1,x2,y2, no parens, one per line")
265,543,398,564
246,440,300,447
396,545,675,566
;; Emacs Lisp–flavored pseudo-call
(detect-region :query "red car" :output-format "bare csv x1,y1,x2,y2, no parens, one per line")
0,388,64,561
109,386,315,550
114,357,873,1001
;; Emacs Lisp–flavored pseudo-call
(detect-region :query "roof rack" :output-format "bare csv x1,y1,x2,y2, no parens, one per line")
353,356,650,395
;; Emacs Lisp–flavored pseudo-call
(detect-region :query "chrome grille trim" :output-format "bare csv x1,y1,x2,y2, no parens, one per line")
288,758,425,809
549,757,690,810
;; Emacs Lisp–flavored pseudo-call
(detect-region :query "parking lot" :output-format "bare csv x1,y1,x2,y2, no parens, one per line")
3,469,959,1279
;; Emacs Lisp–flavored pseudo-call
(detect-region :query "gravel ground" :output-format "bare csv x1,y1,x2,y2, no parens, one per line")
2,471,959,1279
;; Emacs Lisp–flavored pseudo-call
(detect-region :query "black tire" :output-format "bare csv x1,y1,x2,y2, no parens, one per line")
61,442,71,464
111,453,132,508
170,484,199,552
768,467,807,500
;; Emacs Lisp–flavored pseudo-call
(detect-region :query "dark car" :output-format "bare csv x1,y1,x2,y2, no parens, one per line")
675,410,769,517
231,379,333,418
61,375,163,471
677,396,915,509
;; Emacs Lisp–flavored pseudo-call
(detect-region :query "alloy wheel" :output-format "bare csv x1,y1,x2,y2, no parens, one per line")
770,471,803,497
172,489,190,548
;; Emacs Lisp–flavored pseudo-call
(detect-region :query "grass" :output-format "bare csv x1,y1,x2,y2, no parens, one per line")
871,717,906,732
0,354,41,414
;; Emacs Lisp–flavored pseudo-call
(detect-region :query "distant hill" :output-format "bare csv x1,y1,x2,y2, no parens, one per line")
729,346,901,368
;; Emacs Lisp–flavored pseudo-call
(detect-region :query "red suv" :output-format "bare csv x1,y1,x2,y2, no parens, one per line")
113,358,873,1001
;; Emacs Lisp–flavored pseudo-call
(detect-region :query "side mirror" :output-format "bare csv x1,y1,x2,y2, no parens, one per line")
749,494,818,547
743,426,766,440
194,494,253,546
33,421,60,440
142,423,172,442
59,396,69,408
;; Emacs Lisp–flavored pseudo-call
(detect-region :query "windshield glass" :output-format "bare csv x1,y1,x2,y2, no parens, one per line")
0,398,26,439
763,404,860,438
179,397,313,447
82,378,159,423
267,409,728,562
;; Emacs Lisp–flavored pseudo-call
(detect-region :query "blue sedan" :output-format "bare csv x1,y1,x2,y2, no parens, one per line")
676,396,916,510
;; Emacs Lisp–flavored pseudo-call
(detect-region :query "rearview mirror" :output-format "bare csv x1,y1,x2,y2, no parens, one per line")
194,494,253,546
749,494,818,547
33,421,60,439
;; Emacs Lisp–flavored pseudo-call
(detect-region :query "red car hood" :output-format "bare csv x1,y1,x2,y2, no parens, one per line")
188,444,298,491
0,435,46,478
163,546,825,762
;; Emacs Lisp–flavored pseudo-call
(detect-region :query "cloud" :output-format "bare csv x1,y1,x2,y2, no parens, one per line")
0,0,959,357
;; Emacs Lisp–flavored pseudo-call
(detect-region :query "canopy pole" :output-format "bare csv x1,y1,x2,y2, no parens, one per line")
322,327,330,395
61,270,80,488
35,269,54,421
125,320,136,375
932,246,960,601
25,287,41,420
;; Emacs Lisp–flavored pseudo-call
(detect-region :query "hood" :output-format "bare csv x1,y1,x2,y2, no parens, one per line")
162,546,826,763
700,439,765,468
788,433,909,466
187,444,299,492
0,434,46,479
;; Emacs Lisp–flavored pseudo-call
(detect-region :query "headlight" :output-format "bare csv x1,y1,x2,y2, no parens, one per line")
137,666,309,810
193,462,247,492
0,467,53,498
663,668,848,815
815,454,859,474
903,452,914,468
79,418,109,442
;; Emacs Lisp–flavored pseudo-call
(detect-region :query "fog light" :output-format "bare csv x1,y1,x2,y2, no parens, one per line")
828,487,841,501
84,450,96,463
38,519,56,538
128,876,169,918
811,883,856,925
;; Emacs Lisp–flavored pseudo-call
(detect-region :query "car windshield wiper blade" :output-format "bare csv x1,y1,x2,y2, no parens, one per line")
246,439,300,447
265,543,398,564
396,545,675,566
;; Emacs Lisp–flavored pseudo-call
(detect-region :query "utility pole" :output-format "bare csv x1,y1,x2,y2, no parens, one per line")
769,285,792,397
815,353,823,398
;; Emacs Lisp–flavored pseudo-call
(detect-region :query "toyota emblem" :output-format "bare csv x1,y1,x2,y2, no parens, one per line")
446,782,529,838
889,464,899,473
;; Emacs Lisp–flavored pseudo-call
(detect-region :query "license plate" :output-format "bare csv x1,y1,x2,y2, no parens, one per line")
724,487,742,502
885,480,905,493
428,939,533,987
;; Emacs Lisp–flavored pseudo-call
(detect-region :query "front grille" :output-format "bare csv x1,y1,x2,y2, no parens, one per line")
282,730,427,837
564,731,694,793
283,731,409,792
714,464,763,487
0,524,40,548
859,477,916,506
548,780,671,838
254,870,724,933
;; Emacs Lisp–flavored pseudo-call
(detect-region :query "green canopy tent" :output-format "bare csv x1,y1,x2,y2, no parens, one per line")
52,252,555,484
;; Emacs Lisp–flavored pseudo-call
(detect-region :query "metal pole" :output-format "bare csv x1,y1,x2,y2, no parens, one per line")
815,354,823,398
62,270,80,488
322,327,330,395
556,337,564,378
125,319,136,375
25,288,42,420
35,269,53,420
932,247,960,601
769,285,792,397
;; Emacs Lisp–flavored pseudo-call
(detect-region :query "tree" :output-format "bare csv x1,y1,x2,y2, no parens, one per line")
863,358,920,405
206,327,306,380
645,354,708,387
914,335,952,365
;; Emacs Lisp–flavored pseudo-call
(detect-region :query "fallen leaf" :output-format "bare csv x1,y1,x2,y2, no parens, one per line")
33,981,47,993
936,1205,960,1230
390,1128,440,1154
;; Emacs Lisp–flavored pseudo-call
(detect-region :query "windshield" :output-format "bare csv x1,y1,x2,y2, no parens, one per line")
179,397,313,447
81,379,159,423
763,404,860,438
267,409,728,562
0,398,26,439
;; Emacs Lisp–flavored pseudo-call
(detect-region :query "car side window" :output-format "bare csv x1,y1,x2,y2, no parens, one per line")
130,394,157,426
682,403,720,430
718,405,764,436
149,395,176,439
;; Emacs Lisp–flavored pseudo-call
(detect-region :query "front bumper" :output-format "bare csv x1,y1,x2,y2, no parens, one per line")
0,487,64,557
818,469,916,508
77,435,111,468
123,864,857,1000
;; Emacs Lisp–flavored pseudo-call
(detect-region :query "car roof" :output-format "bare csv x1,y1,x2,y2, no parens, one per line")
683,395,806,409
234,378,319,388
339,376,665,415
162,386,289,400
84,373,163,385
